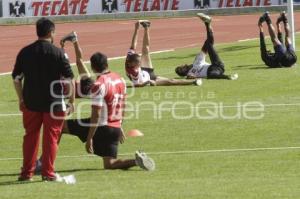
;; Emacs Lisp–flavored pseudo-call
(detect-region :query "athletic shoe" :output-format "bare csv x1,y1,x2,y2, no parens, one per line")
34,159,42,175
259,11,271,25
281,11,288,23
60,31,78,45
276,11,286,24
194,79,203,86
229,73,239,80
197,13,211,24
139,20,151,28
264,11,272,24
42,173,63,182
135,150,155,171
18,176,33,182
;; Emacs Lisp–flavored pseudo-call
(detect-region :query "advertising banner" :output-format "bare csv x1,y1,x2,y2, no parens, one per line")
2,0,284,18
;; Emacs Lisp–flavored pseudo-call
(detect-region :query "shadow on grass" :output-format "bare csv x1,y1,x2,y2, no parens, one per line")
0,168,101,178
218,45,259,53
233,64,268,70
0,180,43,186
155,54,196,61
56,168,102,173
0,167,142,182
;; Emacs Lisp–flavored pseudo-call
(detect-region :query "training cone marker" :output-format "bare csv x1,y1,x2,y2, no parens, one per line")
127,129,144,137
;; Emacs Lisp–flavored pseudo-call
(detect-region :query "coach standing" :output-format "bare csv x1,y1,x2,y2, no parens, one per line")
12,18,75,181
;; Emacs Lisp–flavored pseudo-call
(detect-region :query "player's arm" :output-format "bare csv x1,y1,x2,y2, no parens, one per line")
13,79,24,111
65,79,75,114
86,105,101,154
12,52,25,111
186,74,197,79
73,40,95,96
130,22,140,50
86,83,106,153
186,69,197,79
73,40,91,79
126,80,154,88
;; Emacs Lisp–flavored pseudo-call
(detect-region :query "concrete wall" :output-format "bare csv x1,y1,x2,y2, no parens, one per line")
0,5,299,25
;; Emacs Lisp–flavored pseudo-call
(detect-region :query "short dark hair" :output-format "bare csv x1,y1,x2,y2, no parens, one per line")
36,17,55,38
175,64,193,77
126,53,141,64
90,52,108,73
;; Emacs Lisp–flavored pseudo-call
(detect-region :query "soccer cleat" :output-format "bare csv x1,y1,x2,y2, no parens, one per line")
263,11,272,24
60,31,78,46
194,79,203,86
197,13,211,24
280,11,288,23
135,151,155,171
277,11,287,24
34,159,42,175
258,11,270,25
139,20,151,28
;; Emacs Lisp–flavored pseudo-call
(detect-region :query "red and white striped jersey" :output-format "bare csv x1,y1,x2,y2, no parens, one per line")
91,72,126,128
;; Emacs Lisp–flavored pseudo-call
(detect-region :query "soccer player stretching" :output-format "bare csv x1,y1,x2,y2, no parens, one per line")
36,32,155,172
258,11,297,68
175,13,238,80
125,20,202,87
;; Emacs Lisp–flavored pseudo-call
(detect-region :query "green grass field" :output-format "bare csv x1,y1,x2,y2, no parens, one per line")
0,36,300,199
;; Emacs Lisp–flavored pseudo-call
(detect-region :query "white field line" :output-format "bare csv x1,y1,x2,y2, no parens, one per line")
0,72,12,76
0,103,300,117
0,146,300,161
0,49,175,76
238,38,259,42
238,31,300,43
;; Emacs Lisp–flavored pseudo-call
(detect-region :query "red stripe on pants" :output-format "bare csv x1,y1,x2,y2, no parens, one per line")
21,107,65,179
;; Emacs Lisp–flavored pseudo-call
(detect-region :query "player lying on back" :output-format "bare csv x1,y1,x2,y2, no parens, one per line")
175,13,238,80
36,32,155,173
258,11,297,68
125,20,202,87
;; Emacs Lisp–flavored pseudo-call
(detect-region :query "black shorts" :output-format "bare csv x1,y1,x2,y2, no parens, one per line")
67,118,121,158
207,63,225,78
141,67,157,80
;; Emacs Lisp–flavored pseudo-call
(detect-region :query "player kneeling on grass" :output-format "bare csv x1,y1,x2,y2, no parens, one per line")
175,13,238,80
125,20,202,87
36,32,155,172
258,11,297,68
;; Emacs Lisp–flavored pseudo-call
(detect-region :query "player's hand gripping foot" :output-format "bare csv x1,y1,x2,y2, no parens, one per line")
194,79,203,86
258,11,270,26
60,31,78,47
229,73,239,80
276,11,287,24
197,13,211,24
139,20,151,28
135,150,155,171
135,21,140,29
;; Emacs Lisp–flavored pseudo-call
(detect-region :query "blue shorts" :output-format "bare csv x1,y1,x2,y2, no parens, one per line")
286,44,295,52
274,44,286,60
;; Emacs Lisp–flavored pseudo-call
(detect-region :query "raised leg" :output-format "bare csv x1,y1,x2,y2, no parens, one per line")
141,25,153,69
